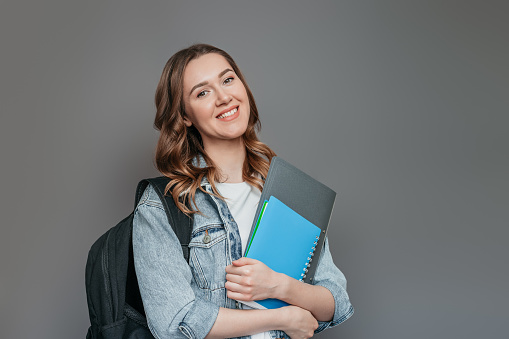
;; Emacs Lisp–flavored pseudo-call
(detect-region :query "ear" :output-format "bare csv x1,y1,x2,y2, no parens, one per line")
183,115,193,127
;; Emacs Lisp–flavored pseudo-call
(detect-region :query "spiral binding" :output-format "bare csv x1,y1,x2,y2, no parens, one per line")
299,235,320,281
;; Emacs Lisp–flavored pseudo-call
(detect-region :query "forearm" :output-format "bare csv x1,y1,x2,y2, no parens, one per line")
277,273,335,322
225,257,335,322
205,307,281,339
225,238,352,332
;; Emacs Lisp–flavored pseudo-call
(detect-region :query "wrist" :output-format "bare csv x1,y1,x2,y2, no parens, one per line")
274,272,291,301
271,307,289,329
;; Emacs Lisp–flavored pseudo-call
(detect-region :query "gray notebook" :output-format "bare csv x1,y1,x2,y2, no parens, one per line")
245,156,337,284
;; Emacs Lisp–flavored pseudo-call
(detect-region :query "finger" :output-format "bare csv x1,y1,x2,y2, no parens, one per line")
226,264,256,277
226,274,255,289
232,257,260,266
225,273,244,284
224,281,250,294
225,265,246,275
226,290,254,302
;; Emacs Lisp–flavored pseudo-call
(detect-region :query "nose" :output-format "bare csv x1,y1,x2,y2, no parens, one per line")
216,87,232,106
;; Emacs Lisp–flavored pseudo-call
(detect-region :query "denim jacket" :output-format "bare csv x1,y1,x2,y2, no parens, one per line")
133,178,354,339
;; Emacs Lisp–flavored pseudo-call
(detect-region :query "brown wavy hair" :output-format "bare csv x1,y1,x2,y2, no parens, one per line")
154,44,276,214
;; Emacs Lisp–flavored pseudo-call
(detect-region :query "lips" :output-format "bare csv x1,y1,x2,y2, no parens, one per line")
216,106,238,119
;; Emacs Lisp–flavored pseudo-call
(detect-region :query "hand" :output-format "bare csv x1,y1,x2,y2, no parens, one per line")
279,305,318,339
225,257,284,301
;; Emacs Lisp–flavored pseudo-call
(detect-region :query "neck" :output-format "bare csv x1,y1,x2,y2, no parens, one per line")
203,138,246,183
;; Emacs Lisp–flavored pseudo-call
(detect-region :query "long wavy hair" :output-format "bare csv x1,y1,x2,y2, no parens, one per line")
154,44,276,214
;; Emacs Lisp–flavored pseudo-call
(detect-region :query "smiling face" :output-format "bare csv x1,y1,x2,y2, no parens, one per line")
182,53,250,150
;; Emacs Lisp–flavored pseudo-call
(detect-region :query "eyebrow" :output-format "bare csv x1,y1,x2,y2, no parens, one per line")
189,68,234,95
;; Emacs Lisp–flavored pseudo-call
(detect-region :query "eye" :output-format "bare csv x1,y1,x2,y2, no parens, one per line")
197,90,207,98
223,77,234,85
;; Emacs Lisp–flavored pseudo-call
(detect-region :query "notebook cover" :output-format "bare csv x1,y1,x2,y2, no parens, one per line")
244,157,337,284
244,196,321,309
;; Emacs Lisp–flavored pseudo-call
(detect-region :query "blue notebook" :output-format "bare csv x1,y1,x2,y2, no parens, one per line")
243,157,336,285
243,196,322,309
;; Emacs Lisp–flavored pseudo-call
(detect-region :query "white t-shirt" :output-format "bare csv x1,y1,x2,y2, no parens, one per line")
216,182,271,339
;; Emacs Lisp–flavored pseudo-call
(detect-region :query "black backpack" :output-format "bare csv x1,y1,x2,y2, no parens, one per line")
85,177,193,339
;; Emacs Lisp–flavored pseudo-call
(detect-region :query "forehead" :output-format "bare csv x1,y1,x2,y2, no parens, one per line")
183,53,233,89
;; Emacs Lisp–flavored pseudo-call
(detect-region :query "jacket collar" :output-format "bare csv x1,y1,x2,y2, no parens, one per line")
177,154,211,197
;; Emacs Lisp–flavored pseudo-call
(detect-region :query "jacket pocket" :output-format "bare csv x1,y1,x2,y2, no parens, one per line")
188,224,228,291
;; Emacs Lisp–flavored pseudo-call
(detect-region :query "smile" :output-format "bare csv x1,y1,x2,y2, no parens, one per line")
217,107,238,119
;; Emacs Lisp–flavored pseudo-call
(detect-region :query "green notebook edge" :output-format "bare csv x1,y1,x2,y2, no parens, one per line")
244,200,268,256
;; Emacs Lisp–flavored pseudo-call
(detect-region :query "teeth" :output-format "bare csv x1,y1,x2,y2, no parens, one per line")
217,107,237,119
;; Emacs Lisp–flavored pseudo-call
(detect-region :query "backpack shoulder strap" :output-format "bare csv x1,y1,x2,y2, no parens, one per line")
136,177,193,262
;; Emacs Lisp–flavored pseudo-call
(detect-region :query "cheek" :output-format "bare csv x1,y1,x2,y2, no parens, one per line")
244,103,251,121
239,86,249,100
187,101,212,122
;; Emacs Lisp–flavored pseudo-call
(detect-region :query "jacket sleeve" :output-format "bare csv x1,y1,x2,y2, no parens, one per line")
312,237,354,333
132,184,219,339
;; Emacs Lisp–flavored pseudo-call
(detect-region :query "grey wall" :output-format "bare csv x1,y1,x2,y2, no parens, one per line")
1,1,507,338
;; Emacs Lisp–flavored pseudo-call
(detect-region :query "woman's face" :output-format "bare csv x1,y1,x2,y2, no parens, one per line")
182,53,250,149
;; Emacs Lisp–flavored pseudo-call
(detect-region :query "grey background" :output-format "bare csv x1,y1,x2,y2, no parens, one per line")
1,1,507,338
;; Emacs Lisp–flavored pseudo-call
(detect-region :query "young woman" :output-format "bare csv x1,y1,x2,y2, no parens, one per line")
133,44,353,339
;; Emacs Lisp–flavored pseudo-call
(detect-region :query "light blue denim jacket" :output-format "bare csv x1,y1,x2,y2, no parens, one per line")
133,178,353,339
